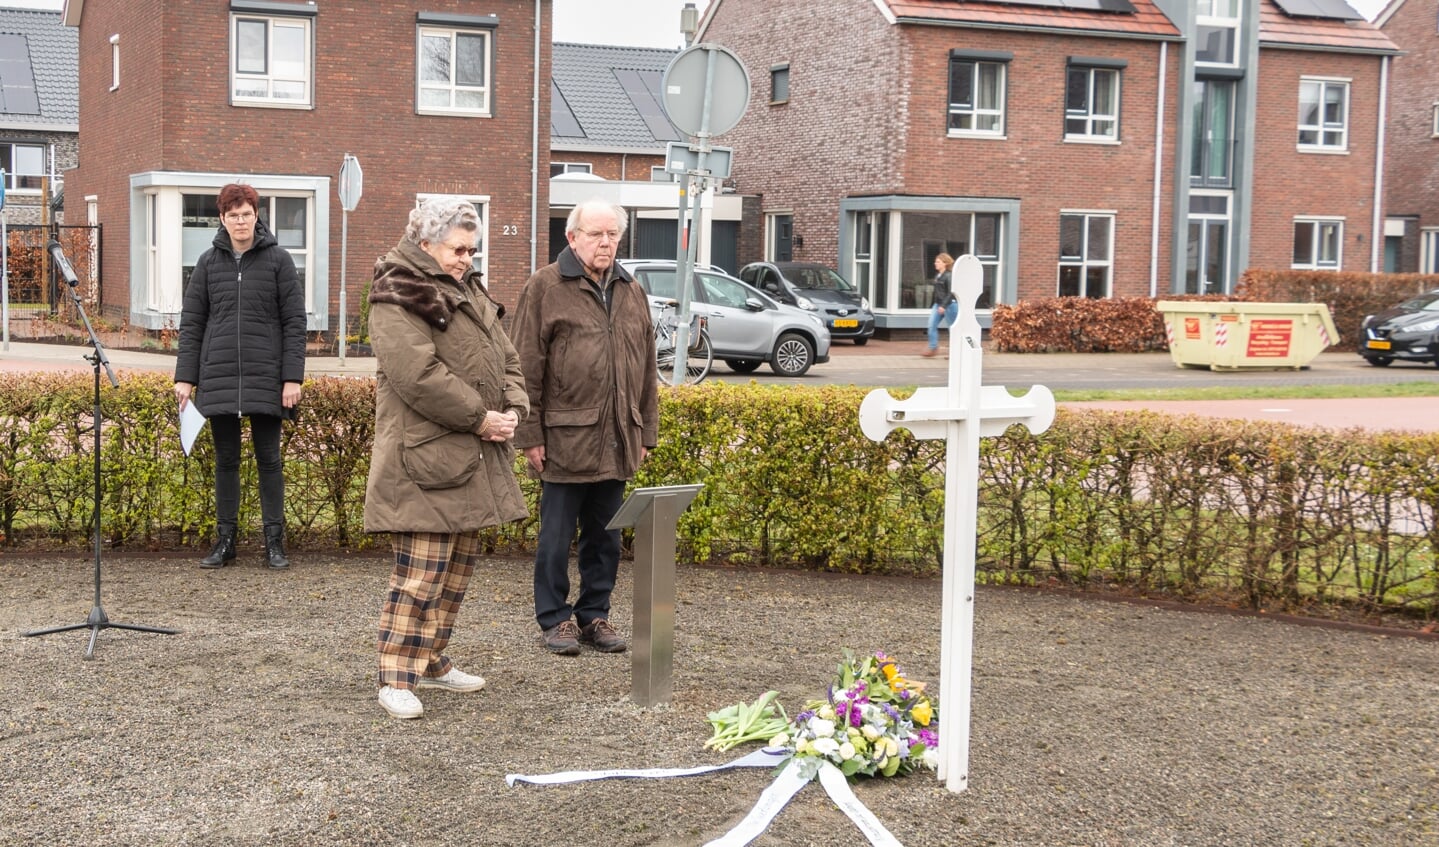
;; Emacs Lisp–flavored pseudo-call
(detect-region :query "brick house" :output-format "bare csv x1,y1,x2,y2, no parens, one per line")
61,0,550,334
0,5,77,226
1375,0,1439,272
549,39,752,272
696,0,1396,330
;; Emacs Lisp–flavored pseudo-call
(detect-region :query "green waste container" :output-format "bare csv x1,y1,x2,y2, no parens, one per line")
1155,301,1339,371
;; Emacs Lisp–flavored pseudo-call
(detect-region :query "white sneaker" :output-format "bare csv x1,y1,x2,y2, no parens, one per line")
377,685,423,719
416,667,487,693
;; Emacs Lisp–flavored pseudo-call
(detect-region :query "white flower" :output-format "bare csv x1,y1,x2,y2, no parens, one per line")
769,733,790,748
838,742,856,761
810,718,836,738
921,746,940,769
861,725,881,741
812,737,840,757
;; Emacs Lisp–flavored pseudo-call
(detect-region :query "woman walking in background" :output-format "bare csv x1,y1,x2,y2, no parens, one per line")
364,198,529,720
175,183,306,570
923,252,957,357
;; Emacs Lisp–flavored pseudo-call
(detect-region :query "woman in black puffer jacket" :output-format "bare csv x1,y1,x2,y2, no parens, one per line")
174,183,307,570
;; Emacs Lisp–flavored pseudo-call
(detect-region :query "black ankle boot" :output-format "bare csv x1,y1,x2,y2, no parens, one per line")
263,525,290,570
199,530,236,569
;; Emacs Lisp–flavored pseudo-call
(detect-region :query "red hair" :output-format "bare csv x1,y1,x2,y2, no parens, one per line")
217,183,259,215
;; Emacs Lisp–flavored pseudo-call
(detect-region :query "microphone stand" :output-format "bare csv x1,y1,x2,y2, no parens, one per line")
24,239,179,658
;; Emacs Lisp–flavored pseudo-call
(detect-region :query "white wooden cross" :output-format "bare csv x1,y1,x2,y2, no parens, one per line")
859,254,1056,793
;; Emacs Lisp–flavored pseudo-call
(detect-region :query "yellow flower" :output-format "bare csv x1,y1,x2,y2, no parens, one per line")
911,700,933,727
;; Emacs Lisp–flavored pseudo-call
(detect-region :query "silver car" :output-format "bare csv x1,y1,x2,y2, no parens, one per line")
621,260,831,377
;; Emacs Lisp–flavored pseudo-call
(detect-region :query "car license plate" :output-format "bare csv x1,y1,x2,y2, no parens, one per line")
1366,339,1392,350
833,319,858,328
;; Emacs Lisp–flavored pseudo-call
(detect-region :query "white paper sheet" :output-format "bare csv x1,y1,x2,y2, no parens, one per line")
179,400,206,457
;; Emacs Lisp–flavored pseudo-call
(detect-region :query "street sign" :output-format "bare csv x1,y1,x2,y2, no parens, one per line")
661,44,749,138
338,155,362,212
664,142,733,179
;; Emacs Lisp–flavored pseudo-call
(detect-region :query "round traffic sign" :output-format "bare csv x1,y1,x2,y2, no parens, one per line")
661,44,750,138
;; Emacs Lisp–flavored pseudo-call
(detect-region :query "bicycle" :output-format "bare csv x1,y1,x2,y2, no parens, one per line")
653,299,713,385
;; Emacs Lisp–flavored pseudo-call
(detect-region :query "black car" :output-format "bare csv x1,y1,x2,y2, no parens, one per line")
738,262,876,344
1358,288,1439,368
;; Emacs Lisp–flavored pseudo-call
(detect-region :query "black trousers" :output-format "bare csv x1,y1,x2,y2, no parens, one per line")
209,413,285,533
533,479,625,631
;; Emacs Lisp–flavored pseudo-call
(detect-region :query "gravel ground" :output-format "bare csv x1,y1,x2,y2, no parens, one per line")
2,550,1437,847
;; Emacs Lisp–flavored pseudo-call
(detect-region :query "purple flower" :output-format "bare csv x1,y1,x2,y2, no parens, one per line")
881,703,901,722
917,728,938,749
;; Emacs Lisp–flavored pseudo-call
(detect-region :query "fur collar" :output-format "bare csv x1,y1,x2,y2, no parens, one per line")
370,241,467,331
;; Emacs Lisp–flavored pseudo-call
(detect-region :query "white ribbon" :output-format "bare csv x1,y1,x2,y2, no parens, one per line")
816,762,904,847
508,749,906,847
505,746,786,787
702,760,811,847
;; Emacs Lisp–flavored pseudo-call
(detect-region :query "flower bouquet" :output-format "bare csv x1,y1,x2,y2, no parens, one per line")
771,649,939,781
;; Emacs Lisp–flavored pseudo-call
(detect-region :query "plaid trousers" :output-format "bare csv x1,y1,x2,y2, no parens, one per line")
377,531,479,689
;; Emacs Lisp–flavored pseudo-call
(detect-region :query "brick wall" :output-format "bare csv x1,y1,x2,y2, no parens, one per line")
1382,0,1439,270
66,0,547,324
705,0,903,265
703,0,1179,300
1250,49,1384,272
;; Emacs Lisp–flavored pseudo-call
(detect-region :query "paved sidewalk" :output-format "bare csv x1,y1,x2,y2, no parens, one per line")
4,337,1436,431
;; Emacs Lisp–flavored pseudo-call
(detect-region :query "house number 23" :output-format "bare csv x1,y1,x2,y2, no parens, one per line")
501,225,519,235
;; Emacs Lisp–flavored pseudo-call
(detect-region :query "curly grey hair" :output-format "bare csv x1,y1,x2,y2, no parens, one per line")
405,198,481,246
565,198,628,238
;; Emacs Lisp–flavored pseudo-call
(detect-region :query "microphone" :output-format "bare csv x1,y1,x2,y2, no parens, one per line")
48,239,80,288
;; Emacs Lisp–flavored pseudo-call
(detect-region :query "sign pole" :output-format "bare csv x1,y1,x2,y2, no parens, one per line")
337,155,363,366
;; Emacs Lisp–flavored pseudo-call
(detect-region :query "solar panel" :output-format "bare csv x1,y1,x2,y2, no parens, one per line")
614,68,683,143
968,0,1136,12
550,80,584,138
0,34,39,116
1271,0,1364,20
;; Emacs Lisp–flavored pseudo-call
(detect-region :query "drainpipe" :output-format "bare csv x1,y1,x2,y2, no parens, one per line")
1150,41,1167,298
1371,54,1388,273
530,0,542,272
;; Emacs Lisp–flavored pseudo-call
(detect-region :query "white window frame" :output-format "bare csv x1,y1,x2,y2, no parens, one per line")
1431,103,1439,137
230,13,313,108
947,59,1006,138
128,173,329,331
1064,66,1120,142
416,26,492,117
1292,217,1344,270
1057,211,1115,298
1420,228,1439,274
1298,77,1350,152
1,142,46,193
549,162,592,177
108,34,119,91
415,193,491,281
1196,0,1241,68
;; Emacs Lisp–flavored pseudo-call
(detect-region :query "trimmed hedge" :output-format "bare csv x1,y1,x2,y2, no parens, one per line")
1,375,1435,620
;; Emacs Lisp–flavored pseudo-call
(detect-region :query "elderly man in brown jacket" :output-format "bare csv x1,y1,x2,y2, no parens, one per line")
511,198,660,656
364,198,529,719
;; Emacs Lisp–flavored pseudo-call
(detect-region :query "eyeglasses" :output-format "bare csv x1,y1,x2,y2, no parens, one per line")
578,229,621,243
223,212,256,223
439,242,480,257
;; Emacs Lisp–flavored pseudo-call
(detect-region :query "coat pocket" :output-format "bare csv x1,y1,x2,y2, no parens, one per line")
543,405,602,475
401,421,480,490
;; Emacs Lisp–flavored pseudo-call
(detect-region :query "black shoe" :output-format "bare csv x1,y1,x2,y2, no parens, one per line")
579,618,628,653
541,620,581,655
263,526,290,570
199,532,236,569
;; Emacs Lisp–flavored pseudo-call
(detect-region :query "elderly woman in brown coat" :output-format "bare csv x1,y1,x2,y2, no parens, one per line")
364,197,528,720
